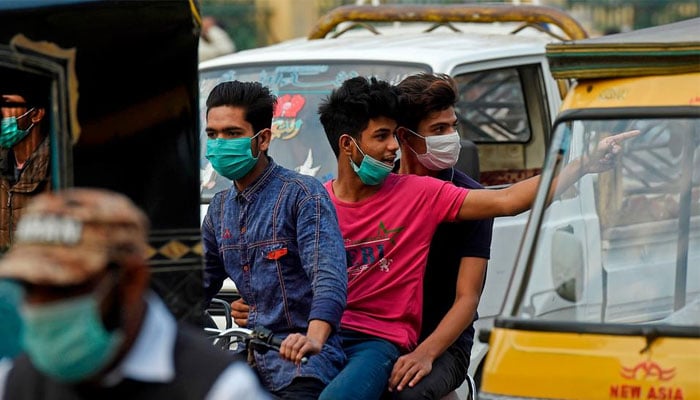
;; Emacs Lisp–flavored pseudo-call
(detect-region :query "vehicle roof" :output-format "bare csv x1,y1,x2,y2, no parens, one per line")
567,17,699,45
200,29,555,73
0,0,97,10
547,17,700,79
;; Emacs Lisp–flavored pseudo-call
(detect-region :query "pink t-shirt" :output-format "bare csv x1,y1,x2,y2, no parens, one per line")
324,173,469,351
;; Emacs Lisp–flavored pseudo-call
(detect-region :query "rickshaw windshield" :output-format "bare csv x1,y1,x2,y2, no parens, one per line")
198,62,426,202
516,116,700,327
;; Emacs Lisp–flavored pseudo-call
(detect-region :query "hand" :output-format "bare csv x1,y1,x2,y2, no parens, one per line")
230,297,249,327
584,129,641,174
279,333,322,364
387,351,434,392
201,16,216,35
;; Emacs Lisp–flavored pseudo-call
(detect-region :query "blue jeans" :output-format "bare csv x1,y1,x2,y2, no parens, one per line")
319,330,400,400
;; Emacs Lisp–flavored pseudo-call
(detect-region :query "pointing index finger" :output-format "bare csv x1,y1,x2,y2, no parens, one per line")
612,129,641,142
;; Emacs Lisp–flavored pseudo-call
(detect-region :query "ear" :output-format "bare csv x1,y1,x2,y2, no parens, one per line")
339,134,354,156
257,128,272,152
396,127,410,144
31,107,46,124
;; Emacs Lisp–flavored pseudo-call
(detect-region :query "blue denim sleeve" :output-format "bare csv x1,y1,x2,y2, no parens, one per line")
202,195,228,306
295,186,347,330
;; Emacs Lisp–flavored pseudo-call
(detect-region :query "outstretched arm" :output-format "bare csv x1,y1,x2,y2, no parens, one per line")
457,130,641,221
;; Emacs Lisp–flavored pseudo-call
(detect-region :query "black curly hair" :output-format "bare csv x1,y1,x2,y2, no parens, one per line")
318,76,400,157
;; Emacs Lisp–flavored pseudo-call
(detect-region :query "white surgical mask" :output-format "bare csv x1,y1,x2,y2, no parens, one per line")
406,129,461,170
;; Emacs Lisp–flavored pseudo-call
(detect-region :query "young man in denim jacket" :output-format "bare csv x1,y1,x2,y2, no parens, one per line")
201,81,347,399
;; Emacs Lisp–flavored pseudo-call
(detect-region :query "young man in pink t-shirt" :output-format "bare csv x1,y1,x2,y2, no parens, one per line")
317,76,639,400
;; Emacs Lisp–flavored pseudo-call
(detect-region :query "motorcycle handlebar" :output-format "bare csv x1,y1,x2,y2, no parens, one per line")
210,326,308,364
254,326,307,364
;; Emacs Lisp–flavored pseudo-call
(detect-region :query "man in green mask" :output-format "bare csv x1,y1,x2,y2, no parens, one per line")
0,81,52,252
0,188,269,400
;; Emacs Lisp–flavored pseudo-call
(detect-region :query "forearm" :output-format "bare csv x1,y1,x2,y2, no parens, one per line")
458,174,542,220
502,174,542,216
498,155,587,212
548,155,586,202
306,319,333,346
413,257,486,360
413,295,478,360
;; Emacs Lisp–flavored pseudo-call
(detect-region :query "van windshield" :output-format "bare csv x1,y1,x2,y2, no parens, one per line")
199,63,427,201
516,117,700,328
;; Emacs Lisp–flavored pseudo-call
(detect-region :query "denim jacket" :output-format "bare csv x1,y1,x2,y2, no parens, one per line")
202,160,347,392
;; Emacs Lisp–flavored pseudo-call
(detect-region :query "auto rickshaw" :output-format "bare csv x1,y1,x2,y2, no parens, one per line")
0,0,204,323
479,17,700,400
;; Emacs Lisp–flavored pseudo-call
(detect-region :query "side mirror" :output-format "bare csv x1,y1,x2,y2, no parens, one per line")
551,226,584,302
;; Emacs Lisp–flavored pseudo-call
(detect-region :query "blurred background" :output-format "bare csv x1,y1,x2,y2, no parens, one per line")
198,0,700,52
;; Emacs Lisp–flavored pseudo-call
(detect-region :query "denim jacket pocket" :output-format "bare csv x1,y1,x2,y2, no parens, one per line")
253,241,312,331
261,242,290,262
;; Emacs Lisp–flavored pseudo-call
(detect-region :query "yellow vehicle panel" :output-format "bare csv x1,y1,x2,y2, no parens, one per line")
481,327,700,400
561,72,700,111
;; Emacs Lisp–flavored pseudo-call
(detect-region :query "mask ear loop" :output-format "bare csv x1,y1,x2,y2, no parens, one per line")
251,129,264,158
10,108,37,133
345,135,365,157
16,107,36,121
403,127,427,156
343,135,367,170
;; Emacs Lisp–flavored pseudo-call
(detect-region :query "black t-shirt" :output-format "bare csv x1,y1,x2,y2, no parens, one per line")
420,167,494,351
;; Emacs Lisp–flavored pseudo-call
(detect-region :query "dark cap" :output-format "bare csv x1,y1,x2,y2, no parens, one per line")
0,68,51,108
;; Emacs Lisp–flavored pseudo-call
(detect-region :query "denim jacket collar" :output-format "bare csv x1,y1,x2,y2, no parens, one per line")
236,158,278,203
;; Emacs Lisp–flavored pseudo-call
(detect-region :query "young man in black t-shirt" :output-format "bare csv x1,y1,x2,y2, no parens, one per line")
389,73,493,399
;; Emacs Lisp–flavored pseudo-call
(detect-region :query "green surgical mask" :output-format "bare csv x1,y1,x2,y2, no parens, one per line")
0,279,23,359
0,108,35,148
348,136,393,186
21,289,123,382
205,131,261,181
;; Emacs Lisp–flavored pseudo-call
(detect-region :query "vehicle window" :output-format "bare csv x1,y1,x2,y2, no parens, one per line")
518,117,700,327
199,63,427,202
0,66,56,253
454,65,549,187
454,67,531,143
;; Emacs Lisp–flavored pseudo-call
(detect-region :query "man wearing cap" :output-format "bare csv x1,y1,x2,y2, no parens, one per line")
0,188,269,400
0,84,52,252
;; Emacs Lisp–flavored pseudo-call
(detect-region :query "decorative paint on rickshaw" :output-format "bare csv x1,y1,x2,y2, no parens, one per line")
560,73,700,111
482,328,698,399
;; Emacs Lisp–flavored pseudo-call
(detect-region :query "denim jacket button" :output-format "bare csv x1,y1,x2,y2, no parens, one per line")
240,226,246,234
243,264,249,272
